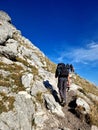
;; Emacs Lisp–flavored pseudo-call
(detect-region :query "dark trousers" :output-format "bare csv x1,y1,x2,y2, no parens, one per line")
58,77,67,102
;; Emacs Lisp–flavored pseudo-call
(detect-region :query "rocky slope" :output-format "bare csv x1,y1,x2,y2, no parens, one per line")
0,11,98,130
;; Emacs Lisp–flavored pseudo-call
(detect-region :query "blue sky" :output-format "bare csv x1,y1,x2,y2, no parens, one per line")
0,0,98,86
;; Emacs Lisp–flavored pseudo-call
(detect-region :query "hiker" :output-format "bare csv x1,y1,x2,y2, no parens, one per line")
66,63,70,71
70,64,74,73
55,63,70,106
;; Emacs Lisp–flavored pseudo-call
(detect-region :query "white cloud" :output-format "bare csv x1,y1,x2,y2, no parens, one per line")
57,42,98,63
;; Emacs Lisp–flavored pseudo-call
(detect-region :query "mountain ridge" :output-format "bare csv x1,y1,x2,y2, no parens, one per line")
0,10,98,130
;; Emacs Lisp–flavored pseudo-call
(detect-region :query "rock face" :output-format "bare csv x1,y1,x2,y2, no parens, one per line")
0,10,98,130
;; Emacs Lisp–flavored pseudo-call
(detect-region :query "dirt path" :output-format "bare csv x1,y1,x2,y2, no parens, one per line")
56,90,91,130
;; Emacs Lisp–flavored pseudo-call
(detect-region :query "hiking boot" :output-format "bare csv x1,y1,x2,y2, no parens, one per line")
66,87,70,92
60,98,63,103
61,100,66,107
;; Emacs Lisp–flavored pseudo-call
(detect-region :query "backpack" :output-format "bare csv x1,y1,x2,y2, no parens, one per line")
66,63,70,71
55,63,69,78
70,64,74,72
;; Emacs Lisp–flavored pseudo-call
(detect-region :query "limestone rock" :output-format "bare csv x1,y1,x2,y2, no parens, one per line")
76,97,90,114
44,93,65,117
91,125,98,130
0,10,11,22
21,73,33,88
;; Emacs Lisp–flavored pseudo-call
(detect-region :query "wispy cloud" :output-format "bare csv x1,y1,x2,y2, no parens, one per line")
57,42,98,64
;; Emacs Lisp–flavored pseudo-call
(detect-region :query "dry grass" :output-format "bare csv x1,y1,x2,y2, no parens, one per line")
0,100,7,113
73,74,98,126
43,57,56,73
0,92,15,113
16,57,29,67
0,75,11,87
73,74,98,96
89,101,98,126
36,91,43,104
16,57,38,77
0,61,23,73
31,66,38,77
0,80,10,87
10,73,25,93
0,57,39,93
0,61,25,92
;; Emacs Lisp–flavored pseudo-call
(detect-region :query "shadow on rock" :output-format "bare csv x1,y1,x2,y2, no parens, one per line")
68,97,77,114
43,80,60,104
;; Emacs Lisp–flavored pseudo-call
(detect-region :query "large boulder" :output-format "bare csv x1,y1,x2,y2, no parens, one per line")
0,11,11,22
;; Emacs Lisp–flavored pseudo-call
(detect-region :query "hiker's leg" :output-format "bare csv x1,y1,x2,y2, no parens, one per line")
60,78,67,104
60,78,67,106
63,78,67,102
58,78,63,101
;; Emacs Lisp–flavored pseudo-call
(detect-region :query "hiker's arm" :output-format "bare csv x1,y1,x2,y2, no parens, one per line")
55,69,58,78
67,74,70,86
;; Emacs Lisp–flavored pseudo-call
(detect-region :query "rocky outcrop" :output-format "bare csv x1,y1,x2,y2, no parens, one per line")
0,11,98,130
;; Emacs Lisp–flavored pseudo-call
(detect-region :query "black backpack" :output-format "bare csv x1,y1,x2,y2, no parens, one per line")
70,64,74,72
55,63,69,78
66,63,70,70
